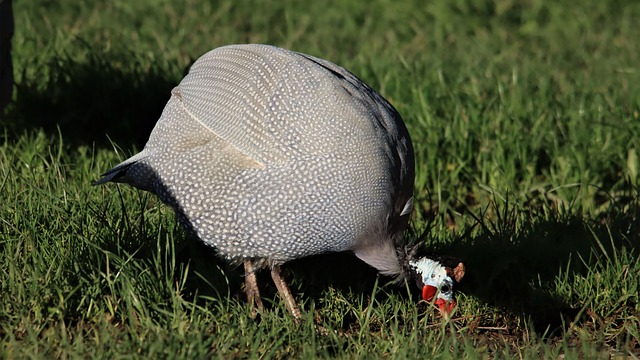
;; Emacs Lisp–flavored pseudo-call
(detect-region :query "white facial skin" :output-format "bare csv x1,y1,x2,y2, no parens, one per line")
409,257,454,302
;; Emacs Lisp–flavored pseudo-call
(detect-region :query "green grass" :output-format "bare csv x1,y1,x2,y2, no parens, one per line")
1,0,639,358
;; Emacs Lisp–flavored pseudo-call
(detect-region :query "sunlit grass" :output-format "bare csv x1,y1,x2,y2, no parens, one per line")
1,0,639,358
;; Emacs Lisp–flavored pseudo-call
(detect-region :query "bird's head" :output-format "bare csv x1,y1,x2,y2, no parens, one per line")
407,256,464,314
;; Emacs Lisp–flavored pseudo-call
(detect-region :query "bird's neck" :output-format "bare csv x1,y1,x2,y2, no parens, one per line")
352,232,404,279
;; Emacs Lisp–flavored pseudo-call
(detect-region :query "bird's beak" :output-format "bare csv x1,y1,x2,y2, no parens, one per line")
422,285,437,301
422,285,456,314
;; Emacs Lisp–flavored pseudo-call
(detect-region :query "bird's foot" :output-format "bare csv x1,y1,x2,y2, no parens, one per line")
271,265,302,320
243,259,264,318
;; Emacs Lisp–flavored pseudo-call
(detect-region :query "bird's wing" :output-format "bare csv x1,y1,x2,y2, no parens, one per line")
177,44,405,166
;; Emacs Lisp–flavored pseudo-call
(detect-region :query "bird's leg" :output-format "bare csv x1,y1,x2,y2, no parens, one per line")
270,265,302,319
243,259,264,317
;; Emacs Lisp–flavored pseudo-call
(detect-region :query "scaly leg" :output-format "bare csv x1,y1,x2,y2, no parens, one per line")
243,259,264,317
270,265,302,319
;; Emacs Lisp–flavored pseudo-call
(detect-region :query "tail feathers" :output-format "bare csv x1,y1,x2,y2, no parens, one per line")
94,150,151,186
93,161,135,186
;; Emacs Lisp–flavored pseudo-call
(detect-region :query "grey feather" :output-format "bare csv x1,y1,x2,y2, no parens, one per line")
96,44,415,276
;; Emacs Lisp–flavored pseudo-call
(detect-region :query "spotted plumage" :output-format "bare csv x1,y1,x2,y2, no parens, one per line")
96,44,463,318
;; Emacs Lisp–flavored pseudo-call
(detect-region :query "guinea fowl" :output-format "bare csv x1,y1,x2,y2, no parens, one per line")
95,44,464,318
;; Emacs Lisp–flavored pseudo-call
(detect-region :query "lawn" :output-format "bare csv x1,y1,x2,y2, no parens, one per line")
1,0,639,358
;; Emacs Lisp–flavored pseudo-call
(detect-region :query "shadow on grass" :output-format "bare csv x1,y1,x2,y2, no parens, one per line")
175,189,640,339
431,190,640,335
5,47,185,149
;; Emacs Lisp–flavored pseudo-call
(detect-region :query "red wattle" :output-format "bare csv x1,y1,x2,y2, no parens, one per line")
435,299,456,314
